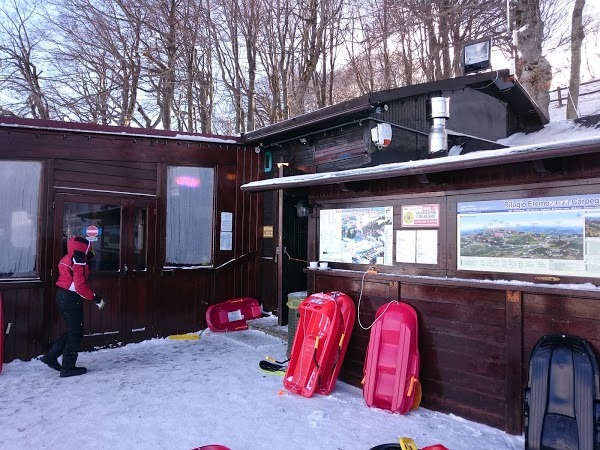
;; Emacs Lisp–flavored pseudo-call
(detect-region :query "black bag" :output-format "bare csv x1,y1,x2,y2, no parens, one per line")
524,334,600,450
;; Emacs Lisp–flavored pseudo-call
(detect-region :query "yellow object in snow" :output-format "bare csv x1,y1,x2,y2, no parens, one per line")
168,333,200,340
399,437,418,450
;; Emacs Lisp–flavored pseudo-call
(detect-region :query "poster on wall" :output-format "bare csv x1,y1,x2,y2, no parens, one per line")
401,204,440,227
457,194,600,277
320,206,393,265
396,229,438,264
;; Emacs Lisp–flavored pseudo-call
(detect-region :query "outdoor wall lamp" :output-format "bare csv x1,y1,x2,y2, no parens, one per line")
295,200,313,219
276,153,290,168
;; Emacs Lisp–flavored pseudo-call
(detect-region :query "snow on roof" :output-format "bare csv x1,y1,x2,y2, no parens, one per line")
0,120,240,145
241,121,600,191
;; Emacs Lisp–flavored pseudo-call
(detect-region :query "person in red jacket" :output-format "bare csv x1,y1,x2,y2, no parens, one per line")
40,236,105,377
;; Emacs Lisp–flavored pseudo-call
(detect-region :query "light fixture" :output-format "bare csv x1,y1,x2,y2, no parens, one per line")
295,200,313,219
374,104,389,114
462,38,492,75
276,153,289,168
299,137,308,144
370,123,392,149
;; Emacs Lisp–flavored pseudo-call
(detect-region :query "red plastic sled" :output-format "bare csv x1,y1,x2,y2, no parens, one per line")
205,297,262,332
363,302,421,414
284,291,356,397
0,294,3,374
191,445,231,450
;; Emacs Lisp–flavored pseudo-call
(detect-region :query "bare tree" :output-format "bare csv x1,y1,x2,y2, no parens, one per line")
254,0,297,125
567,0,586,119
0,0,50,119
170,0,214,133
48,0,144,126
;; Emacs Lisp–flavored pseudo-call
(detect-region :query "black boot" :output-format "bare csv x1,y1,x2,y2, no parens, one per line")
40,354,61,371
60,351,87,378
60,366,87,378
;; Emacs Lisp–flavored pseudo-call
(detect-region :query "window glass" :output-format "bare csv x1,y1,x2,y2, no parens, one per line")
63,202,122,272
166,166,214,265
133,207,147,271
0,161,41,278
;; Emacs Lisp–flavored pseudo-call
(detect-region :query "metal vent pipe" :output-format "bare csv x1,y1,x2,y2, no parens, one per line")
428,97,450,155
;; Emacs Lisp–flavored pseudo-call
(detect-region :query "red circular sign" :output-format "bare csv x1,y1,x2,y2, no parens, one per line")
86,225,99,237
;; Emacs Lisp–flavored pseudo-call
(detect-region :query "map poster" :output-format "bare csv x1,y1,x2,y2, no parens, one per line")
457,193,600,278
320,206,393,265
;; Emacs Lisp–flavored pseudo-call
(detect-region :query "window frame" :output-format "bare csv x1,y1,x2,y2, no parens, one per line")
0,159,43,282
163,165,216,268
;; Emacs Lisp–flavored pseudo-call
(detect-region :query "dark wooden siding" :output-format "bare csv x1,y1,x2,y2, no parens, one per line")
0,287,46,360
302,149,600,434
522,292,600,374
315,126,367,172
309,269,600,434
54,159,157,195
0,123,262,363
401,284,508,429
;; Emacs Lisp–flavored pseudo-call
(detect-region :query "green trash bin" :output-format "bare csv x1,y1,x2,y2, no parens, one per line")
286,291,307,357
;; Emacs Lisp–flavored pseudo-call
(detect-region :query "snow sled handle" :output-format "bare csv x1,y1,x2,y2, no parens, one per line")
205,297,262,332
524,334,600,450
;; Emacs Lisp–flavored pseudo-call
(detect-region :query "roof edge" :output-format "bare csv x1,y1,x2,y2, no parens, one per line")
241,136,600,192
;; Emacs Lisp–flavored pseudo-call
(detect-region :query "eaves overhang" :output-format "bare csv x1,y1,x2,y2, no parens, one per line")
240,135,600,192
0,116,241,145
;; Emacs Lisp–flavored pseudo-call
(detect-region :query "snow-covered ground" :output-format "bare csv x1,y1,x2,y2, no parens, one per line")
0,316,523,450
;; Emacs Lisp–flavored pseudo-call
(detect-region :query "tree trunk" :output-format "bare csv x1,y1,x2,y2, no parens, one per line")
514,0,552,119
567,0,586,120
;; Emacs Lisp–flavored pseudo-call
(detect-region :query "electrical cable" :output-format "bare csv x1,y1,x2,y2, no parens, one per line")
472,70,500,90
357,267,397,330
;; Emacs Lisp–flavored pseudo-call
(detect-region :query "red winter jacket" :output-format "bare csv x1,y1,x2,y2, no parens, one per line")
56,236,96,301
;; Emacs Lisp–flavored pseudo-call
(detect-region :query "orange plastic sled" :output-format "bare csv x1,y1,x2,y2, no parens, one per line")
205,297,262,332
363,302,421,414
284,291,356,398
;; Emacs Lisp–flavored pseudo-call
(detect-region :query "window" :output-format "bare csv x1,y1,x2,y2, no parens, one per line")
166,166,214,266
0,161,42,279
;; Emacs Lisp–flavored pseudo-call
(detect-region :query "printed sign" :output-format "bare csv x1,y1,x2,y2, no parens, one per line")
457,193,600,278
319,206,393,265
401,204,440,227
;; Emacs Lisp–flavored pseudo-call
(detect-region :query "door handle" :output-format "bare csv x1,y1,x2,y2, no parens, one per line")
123,264,128,273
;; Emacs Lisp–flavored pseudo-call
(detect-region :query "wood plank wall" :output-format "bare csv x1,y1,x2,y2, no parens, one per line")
0,287,46,361
309,270,600,434
303,149,600,433
1,124,263,363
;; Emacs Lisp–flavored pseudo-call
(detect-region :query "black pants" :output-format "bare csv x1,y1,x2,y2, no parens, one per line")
46,288,84,369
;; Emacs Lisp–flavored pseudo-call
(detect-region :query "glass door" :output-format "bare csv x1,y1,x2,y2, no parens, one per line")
55,194,155,345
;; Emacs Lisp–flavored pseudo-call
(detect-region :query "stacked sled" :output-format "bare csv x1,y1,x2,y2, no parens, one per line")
283,291,356,397
283,291,421,414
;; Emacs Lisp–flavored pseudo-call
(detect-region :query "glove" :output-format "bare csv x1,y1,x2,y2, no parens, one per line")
94,295,106,310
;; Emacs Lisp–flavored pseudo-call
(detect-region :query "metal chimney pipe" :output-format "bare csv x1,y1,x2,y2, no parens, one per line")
428,97,450,156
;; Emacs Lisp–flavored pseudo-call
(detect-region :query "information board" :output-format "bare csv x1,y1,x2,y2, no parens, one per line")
457,194,600,277
320,206,393,265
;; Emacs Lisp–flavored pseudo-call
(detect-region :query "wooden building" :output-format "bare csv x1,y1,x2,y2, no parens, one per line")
241,70,600,434
0,117,262,363
3,69,600,437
